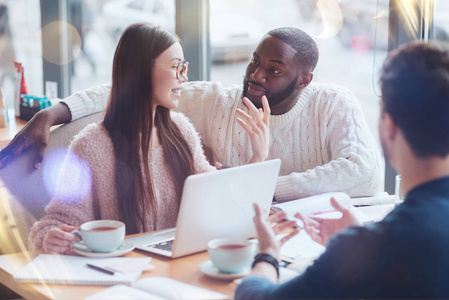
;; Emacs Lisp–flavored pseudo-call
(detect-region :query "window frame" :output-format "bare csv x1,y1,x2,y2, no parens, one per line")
41,0,438,193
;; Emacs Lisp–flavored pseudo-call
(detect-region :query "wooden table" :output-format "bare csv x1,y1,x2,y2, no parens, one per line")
0,167,395,300
0,246,238,300
0,204,395,300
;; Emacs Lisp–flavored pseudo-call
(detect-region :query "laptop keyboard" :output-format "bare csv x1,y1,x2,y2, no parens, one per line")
150,240,174,252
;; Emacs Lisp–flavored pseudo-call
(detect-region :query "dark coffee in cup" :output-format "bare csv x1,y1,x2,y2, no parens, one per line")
207,238,257,273
71,220,125,252
216,244,246,250
88,227,117,232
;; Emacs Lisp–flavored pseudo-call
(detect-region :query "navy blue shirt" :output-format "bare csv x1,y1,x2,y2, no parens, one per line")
235,177,449,299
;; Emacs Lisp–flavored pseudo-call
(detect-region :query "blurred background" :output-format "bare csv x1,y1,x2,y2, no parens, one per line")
1,0,448,188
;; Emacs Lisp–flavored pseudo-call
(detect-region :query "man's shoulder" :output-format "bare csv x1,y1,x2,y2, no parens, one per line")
309,81,355,96
307,81,360,106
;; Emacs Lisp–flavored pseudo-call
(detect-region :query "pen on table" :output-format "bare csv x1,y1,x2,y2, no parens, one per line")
310,208,338,215
86,263,115,275
270,206,303,229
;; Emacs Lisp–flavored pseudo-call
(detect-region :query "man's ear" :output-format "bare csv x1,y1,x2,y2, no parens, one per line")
383,112,398,141
296,73,313,90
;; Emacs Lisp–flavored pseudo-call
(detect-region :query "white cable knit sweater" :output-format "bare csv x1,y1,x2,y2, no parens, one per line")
63,81,383,202
29,112,215,250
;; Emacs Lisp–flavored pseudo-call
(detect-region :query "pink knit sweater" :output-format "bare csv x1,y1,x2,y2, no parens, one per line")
29,112,215,250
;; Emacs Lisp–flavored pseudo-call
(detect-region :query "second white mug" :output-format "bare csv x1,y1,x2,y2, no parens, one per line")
207,237,257,274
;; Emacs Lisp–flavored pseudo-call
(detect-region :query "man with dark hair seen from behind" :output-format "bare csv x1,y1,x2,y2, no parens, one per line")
0,27,382,202
236,41,449,299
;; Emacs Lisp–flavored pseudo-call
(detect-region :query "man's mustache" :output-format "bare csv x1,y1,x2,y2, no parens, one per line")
246,80,269,93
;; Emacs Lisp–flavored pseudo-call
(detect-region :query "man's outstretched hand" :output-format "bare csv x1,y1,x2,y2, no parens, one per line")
0,112,51,169
253,203,299,260
0,103,72,169
296,197,363,246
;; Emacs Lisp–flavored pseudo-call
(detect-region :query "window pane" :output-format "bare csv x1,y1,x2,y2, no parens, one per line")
70,0,175,93
210,0,389,143
1,0,42,111
433,0,449,42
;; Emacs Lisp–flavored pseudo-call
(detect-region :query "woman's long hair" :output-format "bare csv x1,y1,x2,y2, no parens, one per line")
103,23,195,234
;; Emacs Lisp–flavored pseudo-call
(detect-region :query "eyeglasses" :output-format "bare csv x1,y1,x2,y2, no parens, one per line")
154,61,189,79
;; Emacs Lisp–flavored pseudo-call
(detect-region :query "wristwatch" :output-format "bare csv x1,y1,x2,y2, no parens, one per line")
252,253,280,279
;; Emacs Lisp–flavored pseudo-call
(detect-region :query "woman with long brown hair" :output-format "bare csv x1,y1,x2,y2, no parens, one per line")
29,23,270,253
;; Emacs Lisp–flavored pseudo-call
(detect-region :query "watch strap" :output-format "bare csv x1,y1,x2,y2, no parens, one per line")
252,253,280,279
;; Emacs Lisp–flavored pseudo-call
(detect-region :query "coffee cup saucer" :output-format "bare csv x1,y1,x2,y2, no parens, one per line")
199,260,251,280
73,240,135,257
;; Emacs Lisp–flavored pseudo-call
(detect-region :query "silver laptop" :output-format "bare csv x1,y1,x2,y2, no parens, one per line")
127,159,281,258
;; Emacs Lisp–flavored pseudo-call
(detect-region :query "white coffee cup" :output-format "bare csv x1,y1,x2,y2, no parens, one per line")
207,237,257,273
71,220,125,253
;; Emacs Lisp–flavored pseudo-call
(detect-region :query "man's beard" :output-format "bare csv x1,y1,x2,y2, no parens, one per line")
242,76,298,110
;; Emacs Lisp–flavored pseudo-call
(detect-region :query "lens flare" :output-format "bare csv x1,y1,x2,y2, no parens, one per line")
43,148,92,203
316,0,344,39
40,21,81,65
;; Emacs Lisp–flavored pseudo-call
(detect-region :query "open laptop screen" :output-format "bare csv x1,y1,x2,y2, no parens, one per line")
129,159,281,258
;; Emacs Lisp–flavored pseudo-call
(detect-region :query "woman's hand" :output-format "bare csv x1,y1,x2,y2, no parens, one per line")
42,224,80,254
236,96,270,164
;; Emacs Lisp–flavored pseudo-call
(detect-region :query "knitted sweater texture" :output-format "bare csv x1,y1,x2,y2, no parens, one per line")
63,81,383,201
29,112,214,250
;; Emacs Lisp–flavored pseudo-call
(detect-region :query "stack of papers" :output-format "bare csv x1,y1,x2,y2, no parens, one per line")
86,277,228,300
13,254,151,286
